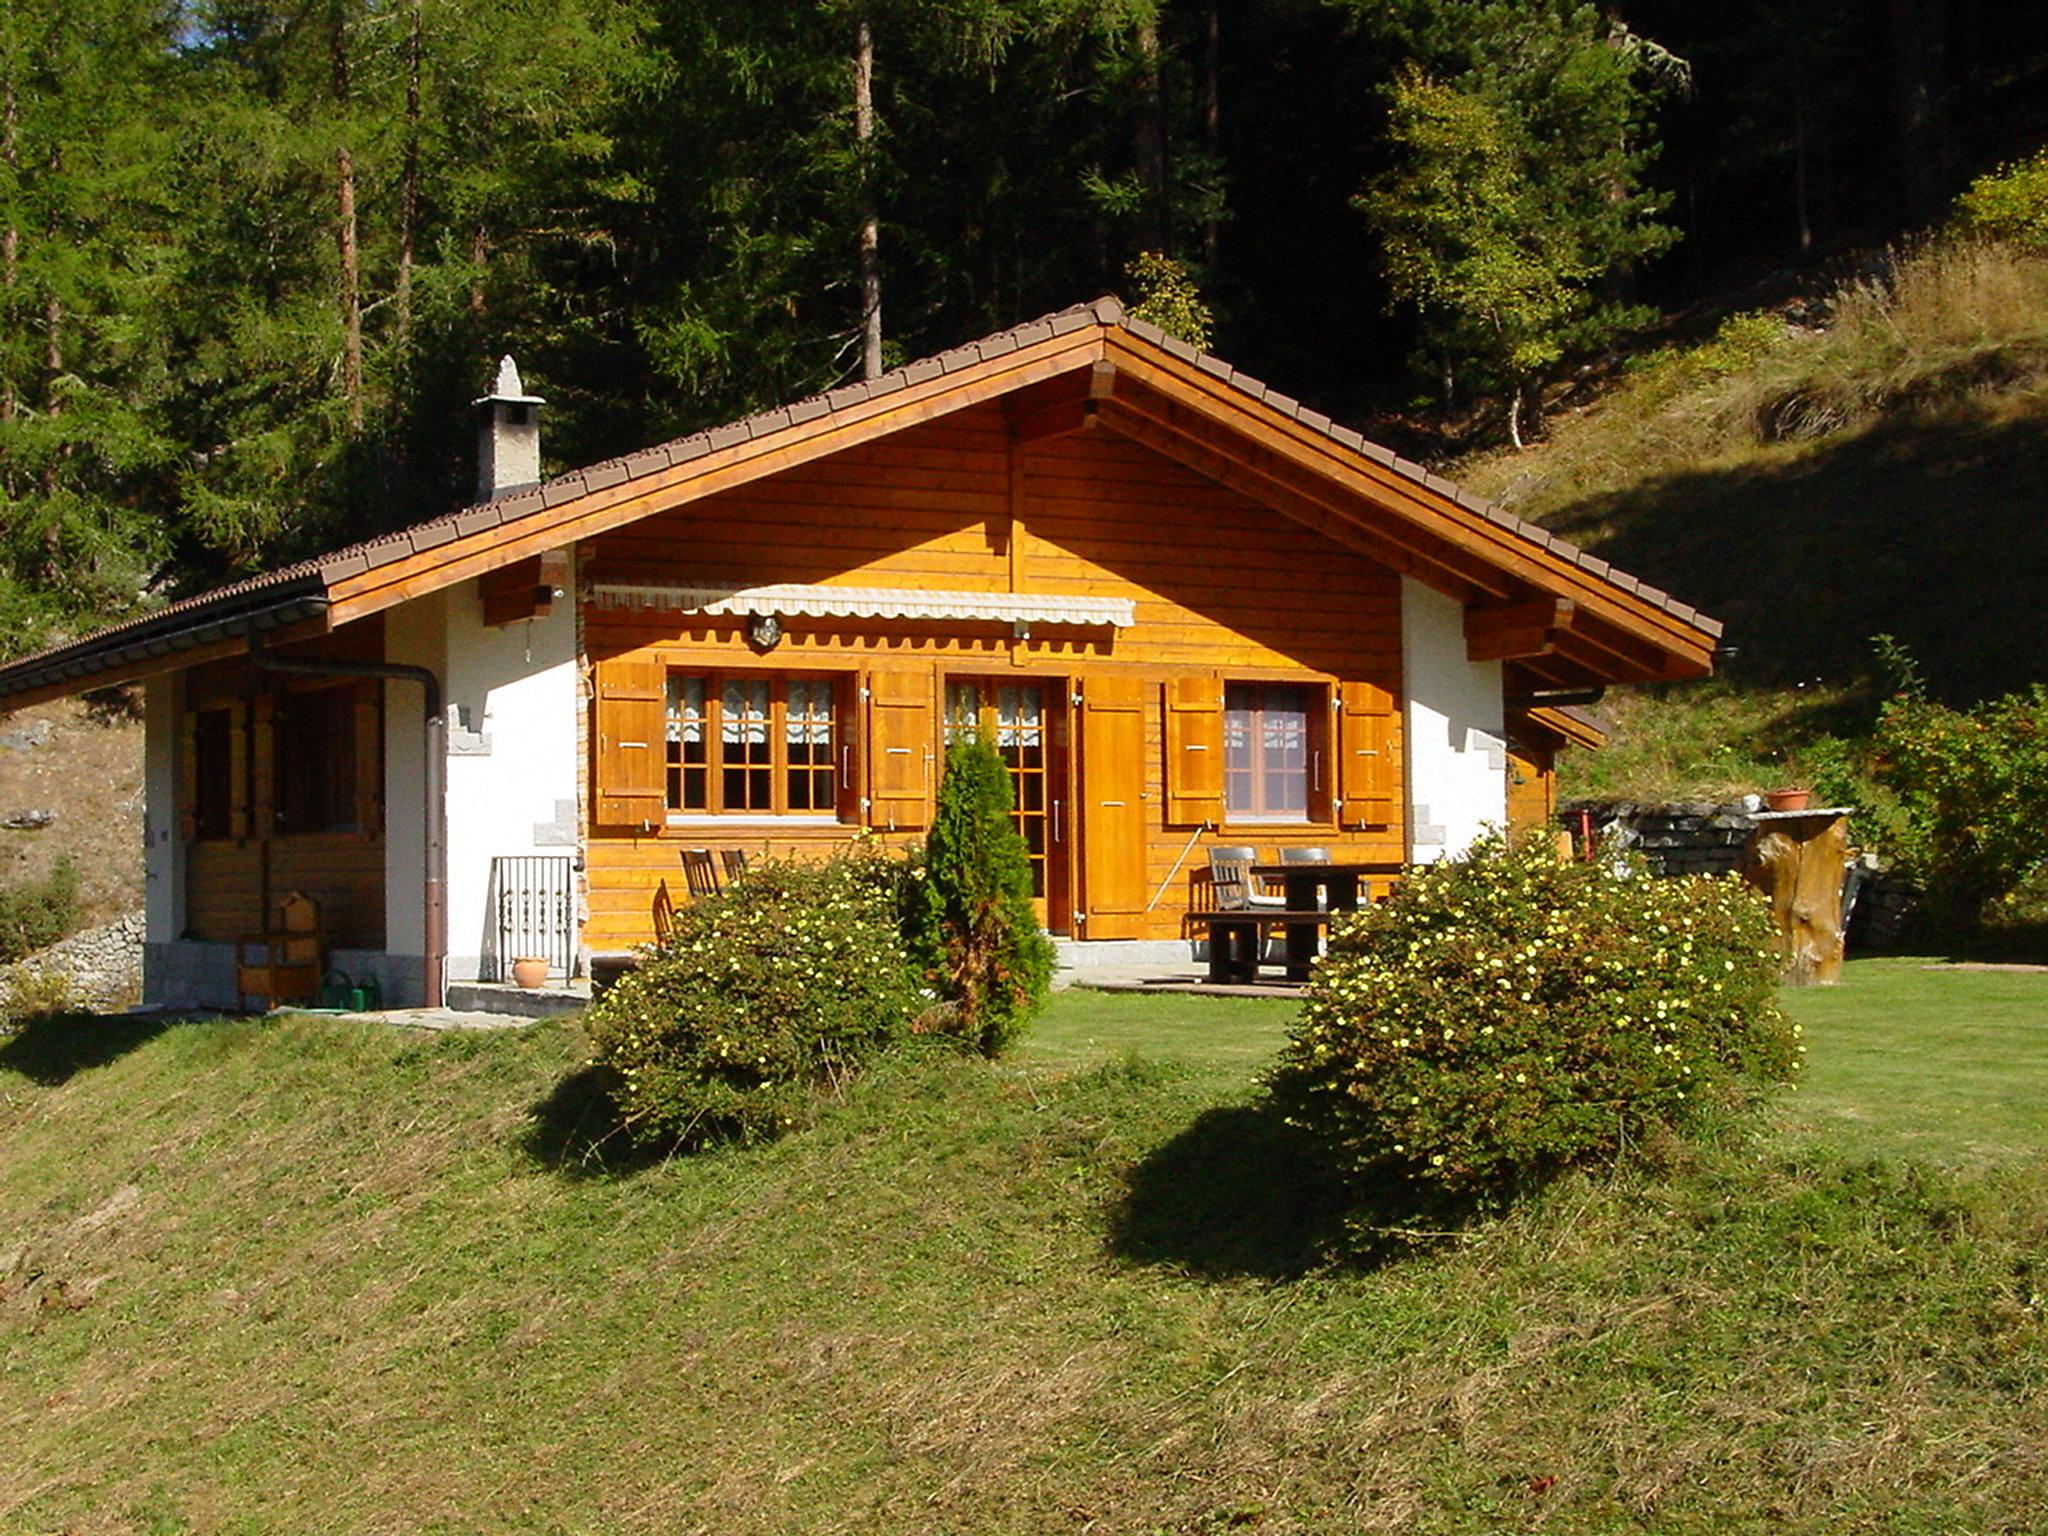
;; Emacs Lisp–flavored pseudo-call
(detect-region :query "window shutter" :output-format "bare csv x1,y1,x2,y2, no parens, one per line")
227,704,251,841
353,681,383,840
865,669,933,831
251,694,276,836
1163,674,1223,826
178,711,199,843
835,673,863,823
1338,680,1397,828
593,656,668,828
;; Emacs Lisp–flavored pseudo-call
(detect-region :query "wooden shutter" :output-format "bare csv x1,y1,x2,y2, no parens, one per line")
1163,674,1223,826
227,703,251,841
865,669,933,831
1079,675,1150,938
594,656,668,828
353,681,384,840
835,673,863,824
178,711,199,843
251,694,276,836
1338,680,1397,829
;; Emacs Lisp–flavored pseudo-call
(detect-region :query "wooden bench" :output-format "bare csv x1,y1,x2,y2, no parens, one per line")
1182,908,1334,983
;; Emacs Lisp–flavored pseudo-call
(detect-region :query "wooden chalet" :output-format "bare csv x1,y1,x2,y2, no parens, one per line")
0,298,1720,1008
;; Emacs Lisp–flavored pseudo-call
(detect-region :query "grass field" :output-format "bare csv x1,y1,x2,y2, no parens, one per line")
1,964,2045,1534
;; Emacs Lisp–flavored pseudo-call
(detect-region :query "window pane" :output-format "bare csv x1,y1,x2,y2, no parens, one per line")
785,678,835,811
666,676,707,810
277,687,357,834
1223,683,1312,821
192,708,234,841
944,682,983,743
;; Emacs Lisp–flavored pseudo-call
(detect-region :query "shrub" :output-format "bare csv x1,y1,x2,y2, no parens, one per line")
1870,661,2048,932
0,858,80,964
907,737,1054,1057
585,847,921,1147
1270,838,1796,1206
1954,149,2048,251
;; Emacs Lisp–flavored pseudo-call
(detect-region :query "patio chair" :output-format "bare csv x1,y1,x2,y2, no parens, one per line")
1278,846,1333,909
719,848,751,884
1207,846,1284,911
679,848,723,901
652,879,676,945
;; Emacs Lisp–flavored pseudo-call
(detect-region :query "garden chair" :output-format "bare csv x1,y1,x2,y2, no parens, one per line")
719,848,751,884
679,848,723,901
1207,846,1284,911
1279,846,1333,908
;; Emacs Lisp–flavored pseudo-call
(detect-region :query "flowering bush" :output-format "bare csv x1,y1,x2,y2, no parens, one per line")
1270,838,1797,1203
1870,658,2048,932
586,848,921,1147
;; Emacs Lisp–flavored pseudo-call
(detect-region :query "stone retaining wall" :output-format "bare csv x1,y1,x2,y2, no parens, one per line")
4,910,145,1015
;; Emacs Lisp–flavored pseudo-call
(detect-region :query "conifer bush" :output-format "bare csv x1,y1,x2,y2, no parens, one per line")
1271,838,1796,1204
586,848,919,1147
908,737,1054,1057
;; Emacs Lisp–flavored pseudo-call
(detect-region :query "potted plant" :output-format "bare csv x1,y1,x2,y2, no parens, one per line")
1763,786,1812,812
510,955,551,989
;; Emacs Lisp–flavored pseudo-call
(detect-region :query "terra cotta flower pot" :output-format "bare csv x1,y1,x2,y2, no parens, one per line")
510,956,550,989
1763,787,1812,812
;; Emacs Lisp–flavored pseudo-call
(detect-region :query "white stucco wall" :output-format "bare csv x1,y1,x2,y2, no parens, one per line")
1400,577,1506,862
439,569,580,982
380,593,443,1001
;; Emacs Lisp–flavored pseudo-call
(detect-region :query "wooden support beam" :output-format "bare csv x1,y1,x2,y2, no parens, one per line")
1465,596,1575,662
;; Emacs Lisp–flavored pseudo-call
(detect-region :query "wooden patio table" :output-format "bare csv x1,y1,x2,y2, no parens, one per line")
1248,861,1405,980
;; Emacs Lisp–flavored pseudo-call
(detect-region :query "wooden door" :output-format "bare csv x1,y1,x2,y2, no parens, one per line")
1078,675,1150,939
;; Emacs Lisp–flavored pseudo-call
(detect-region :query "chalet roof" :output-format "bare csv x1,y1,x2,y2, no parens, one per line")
0,296,1721,709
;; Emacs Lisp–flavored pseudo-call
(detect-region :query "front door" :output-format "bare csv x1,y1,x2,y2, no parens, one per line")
944,678,1072,933
1077,675,1149,939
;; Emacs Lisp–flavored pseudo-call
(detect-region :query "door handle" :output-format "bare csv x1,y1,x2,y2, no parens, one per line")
1052,798,1061,842
841,744,852,788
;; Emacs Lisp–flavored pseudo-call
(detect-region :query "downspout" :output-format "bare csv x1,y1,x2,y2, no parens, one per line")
248,636,447,1007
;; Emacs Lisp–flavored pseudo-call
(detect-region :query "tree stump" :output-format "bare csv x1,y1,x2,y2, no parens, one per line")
1740,808,1854,986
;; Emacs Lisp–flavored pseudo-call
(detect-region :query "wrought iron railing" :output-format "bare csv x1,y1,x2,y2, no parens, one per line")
486,855,576,981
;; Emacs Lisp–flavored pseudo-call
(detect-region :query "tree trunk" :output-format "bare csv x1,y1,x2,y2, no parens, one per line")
855,12,881,381
1202,0,1220,268
394,0,421,380
470,223,487,316
1132,14,1169,253
332,0,362,434
1506,382,1524,450
1887,0,1955,224
2,68,17,430
39,288,60,561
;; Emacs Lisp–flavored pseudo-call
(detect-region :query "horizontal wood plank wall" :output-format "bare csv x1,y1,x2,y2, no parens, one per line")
582,402,1406,949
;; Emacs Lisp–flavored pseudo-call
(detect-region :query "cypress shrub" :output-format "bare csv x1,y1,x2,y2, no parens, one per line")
909,737,1054,1056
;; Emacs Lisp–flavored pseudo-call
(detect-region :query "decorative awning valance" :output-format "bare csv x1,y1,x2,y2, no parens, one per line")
589,581,1136,629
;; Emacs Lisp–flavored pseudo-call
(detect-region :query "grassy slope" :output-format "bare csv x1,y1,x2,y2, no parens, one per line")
1451,242,2048,803
0,698,144,929
2,978,2044,1535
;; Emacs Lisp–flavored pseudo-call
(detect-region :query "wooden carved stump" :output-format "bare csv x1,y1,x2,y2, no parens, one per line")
1740,809,1853,986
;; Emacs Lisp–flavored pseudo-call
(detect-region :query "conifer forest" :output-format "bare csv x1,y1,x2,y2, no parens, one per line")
1,0,2043,652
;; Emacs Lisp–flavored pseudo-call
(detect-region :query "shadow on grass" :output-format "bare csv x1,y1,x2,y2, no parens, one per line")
1109,1101,1356,1280
0,1012,175,1086
520,1063,671,1178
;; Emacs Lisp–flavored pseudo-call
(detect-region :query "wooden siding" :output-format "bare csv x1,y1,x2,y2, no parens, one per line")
581,402,1407,950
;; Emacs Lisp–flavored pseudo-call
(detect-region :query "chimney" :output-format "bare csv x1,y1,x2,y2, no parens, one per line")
474,355,545,501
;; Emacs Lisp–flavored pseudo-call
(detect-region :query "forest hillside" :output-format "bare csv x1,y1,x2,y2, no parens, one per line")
1452,235,2048,806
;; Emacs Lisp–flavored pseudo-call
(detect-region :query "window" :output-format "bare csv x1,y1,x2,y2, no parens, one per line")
276,686,360,834
191,707,234,841
1224,683,1318,822
944,679,1050,898
665,673,843,817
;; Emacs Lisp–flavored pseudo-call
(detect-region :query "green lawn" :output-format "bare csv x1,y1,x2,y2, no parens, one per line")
1779,958,2048,1163
0,965,2043,1534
